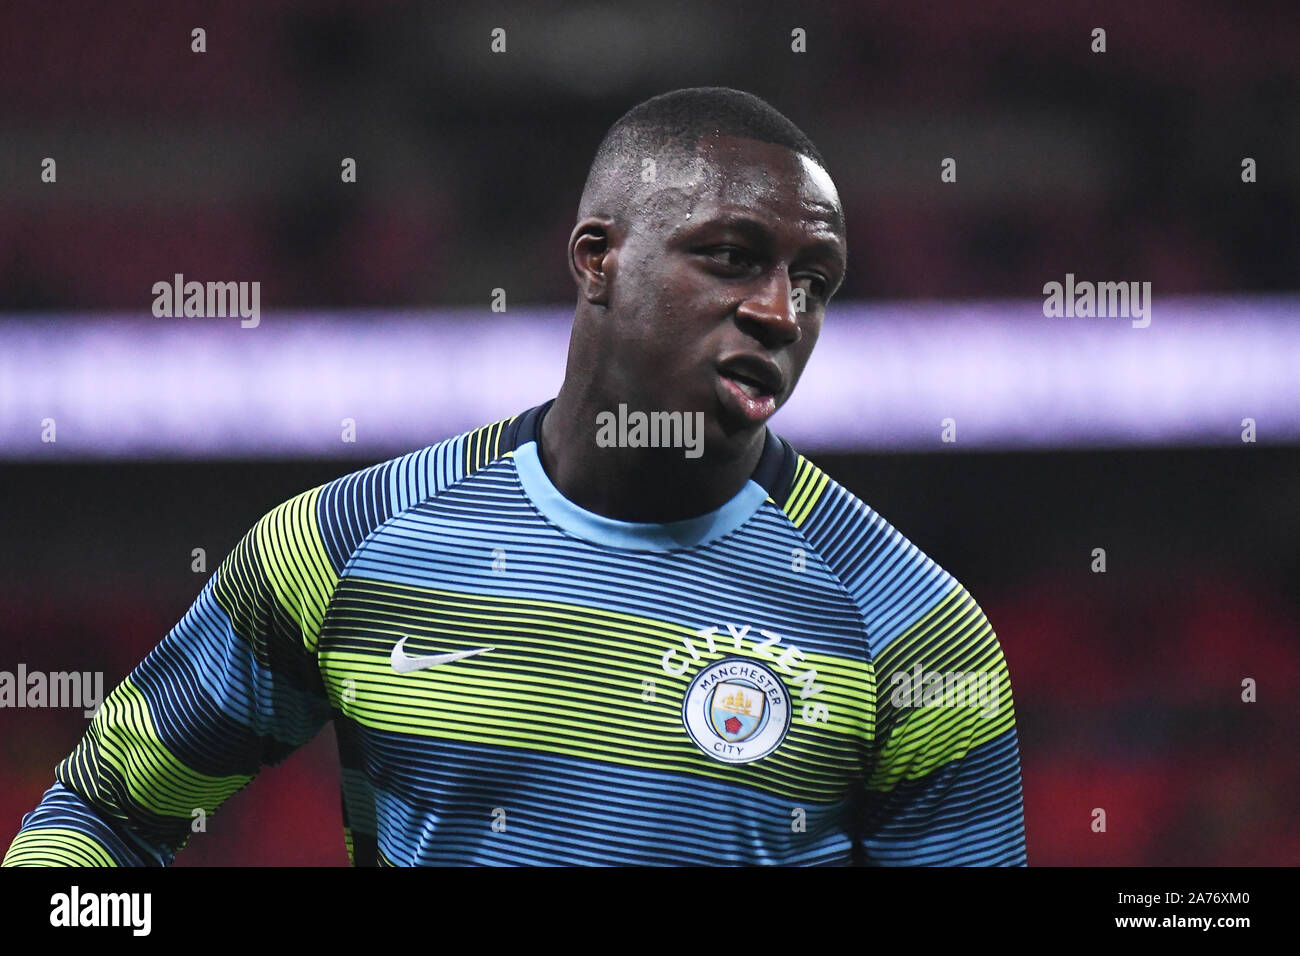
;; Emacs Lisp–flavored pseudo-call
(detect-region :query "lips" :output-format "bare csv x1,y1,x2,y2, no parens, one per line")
716,354,784,425
717,354,784,398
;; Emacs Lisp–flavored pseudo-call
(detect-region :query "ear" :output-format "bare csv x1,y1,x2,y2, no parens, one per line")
568,216,617,306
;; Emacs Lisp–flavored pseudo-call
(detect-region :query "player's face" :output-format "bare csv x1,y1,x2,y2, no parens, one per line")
616,135,846,449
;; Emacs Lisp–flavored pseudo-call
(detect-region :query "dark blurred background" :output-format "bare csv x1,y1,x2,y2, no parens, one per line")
4,0,1300,309
1,0,1297,865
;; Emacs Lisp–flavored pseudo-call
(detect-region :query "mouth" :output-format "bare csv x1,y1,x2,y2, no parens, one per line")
716,355,784,425
719,369,769,399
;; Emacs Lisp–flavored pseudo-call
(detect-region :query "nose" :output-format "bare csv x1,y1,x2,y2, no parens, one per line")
735,269,801,348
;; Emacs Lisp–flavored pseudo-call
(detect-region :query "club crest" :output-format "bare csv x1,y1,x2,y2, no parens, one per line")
682,658,791,764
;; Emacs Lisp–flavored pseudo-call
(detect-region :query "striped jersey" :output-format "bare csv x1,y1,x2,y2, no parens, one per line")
3,400,1027,866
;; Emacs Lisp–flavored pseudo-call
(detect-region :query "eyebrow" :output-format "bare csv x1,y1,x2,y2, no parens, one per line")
679,212,847,272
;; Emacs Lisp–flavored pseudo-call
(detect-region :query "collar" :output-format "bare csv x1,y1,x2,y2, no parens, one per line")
499,399,798,551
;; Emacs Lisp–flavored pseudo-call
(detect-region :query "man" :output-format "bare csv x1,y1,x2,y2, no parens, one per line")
4,87,1026,866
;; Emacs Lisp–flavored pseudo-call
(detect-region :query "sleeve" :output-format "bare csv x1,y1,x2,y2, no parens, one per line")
859,583,1027,866
2,486,339,867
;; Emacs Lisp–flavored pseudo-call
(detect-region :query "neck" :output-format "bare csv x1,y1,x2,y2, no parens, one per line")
538,382,766,523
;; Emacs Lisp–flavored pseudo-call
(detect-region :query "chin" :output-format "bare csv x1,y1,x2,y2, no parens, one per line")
706,409,768,448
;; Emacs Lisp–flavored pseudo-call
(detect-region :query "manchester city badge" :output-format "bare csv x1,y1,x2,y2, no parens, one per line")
681,657,792,763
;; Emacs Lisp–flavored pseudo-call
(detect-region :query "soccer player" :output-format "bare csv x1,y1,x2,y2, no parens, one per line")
4,87,1026,866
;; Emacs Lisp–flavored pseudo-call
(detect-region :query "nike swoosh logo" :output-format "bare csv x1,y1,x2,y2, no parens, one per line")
390,637,494,673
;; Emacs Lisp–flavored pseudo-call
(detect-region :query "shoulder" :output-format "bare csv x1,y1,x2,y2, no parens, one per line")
771,450,988,660
243,413,521,584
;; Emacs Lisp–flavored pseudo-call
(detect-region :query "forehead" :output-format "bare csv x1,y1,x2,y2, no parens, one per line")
649,133,843,238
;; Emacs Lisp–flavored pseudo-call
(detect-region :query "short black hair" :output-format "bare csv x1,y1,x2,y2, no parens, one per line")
578,87,831,228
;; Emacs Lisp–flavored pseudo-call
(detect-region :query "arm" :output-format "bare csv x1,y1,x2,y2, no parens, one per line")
860,583,1027,865
3,487,338,866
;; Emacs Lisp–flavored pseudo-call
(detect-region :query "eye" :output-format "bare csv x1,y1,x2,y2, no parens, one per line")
796,274,829,300
705,246,757,270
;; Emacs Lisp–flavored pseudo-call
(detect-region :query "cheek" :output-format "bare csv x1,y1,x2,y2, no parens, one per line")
652,276,717,329
787,323,822,381
798,315,823,354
